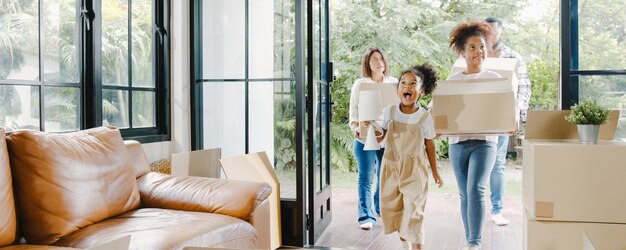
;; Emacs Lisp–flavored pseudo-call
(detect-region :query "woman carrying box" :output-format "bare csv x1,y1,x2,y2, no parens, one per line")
348,47,398,230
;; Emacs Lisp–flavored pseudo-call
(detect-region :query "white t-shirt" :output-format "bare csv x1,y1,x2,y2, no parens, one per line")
445,70,501,144
349,76,398,144
382,104,436,140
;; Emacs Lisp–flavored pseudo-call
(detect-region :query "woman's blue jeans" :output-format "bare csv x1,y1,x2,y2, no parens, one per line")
354,139,384,224
449,140,497,247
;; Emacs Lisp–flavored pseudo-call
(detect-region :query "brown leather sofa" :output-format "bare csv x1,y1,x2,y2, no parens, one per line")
0,127,272,250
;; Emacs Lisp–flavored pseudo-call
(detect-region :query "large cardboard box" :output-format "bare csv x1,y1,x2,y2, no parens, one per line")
524,212,626,250
523,110,625,223
432,77,518,135
171,148,222,178
220,152,281,250
453,57,519,94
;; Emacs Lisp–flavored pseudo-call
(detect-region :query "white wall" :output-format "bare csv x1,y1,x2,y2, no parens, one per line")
141,0,191,163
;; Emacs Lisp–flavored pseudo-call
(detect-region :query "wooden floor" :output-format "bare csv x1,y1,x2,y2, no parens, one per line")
315,188,523,250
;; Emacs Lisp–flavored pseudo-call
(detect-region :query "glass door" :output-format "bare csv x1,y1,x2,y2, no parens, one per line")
307,0,332,244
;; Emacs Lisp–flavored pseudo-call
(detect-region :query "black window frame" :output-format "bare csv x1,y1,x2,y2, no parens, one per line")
0,0,170,143
560,0,626,109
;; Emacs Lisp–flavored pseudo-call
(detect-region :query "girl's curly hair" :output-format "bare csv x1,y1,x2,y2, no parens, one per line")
448,19,492,54
399,63,438,95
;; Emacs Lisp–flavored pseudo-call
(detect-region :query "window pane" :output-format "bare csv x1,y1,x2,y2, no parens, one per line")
249,0,295,79
44,0,79,83
202,82,245,158
45,86,79,132
250,81,296,199
102,0,129,86
102,89,129,128
131,0,153,87
578,0,626,70
578,75,626,140
0,85,39,131
202,0,245,79
0,0,40,81
132,90,155,127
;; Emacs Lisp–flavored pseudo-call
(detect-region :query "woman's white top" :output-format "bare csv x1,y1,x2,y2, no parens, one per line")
349,76,398,144
382,104,436,140
445,70,501,144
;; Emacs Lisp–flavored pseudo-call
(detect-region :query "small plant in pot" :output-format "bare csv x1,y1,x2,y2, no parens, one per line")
565,99,610,144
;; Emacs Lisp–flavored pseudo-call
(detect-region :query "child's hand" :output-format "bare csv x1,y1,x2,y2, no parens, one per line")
433,173,443,188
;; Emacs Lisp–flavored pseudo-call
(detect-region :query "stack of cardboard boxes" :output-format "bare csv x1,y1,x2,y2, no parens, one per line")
523,110,626,249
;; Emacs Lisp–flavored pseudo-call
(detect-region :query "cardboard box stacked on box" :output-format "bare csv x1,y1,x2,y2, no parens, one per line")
432,58,519,135
523,110,626,250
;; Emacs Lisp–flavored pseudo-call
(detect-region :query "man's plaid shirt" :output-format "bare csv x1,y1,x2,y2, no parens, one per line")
497,43,531,121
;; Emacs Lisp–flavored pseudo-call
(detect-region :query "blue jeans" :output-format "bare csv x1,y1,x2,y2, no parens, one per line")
490,135,509,215
354,139,384,224
449,140,497,247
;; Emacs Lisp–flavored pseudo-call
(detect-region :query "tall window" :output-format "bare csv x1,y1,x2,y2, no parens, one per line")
0,0,169,142
563,0,626,139
193,0,296,197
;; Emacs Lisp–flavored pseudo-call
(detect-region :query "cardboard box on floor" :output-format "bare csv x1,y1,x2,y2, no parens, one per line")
453,57,519,94
524,212,626,250
220,152,281,250
432,77,518,135
170,148,222,178
523,110,626,224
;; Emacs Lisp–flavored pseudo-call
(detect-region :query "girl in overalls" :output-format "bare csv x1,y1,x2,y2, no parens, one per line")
378,63,443,250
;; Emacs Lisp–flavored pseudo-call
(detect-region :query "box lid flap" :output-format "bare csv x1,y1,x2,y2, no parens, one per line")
525,110,620,140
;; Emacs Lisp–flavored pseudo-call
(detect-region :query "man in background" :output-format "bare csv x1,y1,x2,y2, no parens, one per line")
484,16,531,226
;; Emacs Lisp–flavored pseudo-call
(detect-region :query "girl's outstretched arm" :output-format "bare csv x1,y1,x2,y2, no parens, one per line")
425,139,443,187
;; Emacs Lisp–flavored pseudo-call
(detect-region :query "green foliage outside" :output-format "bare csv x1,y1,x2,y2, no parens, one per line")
0,0,154,131
565,99,610,125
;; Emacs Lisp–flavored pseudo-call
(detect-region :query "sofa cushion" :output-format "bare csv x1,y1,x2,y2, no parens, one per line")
53,208,257,250
0,128,17,247
5,127,141,245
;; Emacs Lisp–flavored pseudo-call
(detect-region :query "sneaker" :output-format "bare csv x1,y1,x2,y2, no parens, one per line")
491,214,510,226
359,221,373,230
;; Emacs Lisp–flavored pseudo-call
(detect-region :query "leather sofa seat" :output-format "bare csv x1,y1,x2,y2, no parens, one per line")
0,127,272,250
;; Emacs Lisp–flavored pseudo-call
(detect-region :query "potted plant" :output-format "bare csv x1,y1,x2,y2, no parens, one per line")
565,99,610,144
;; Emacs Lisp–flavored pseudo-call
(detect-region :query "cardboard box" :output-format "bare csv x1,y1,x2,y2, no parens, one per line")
220,152,281,250
524,110,620,140
523,110,626,223
171,148,222,178
524,212,626,250
453,57,519,94
432,78,518,135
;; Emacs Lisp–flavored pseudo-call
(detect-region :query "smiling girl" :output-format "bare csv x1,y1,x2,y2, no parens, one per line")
378,63,442,250
446,20,500,250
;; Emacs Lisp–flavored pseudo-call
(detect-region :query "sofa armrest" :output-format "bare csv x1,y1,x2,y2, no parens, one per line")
249,199,271,249
136,172,271,221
